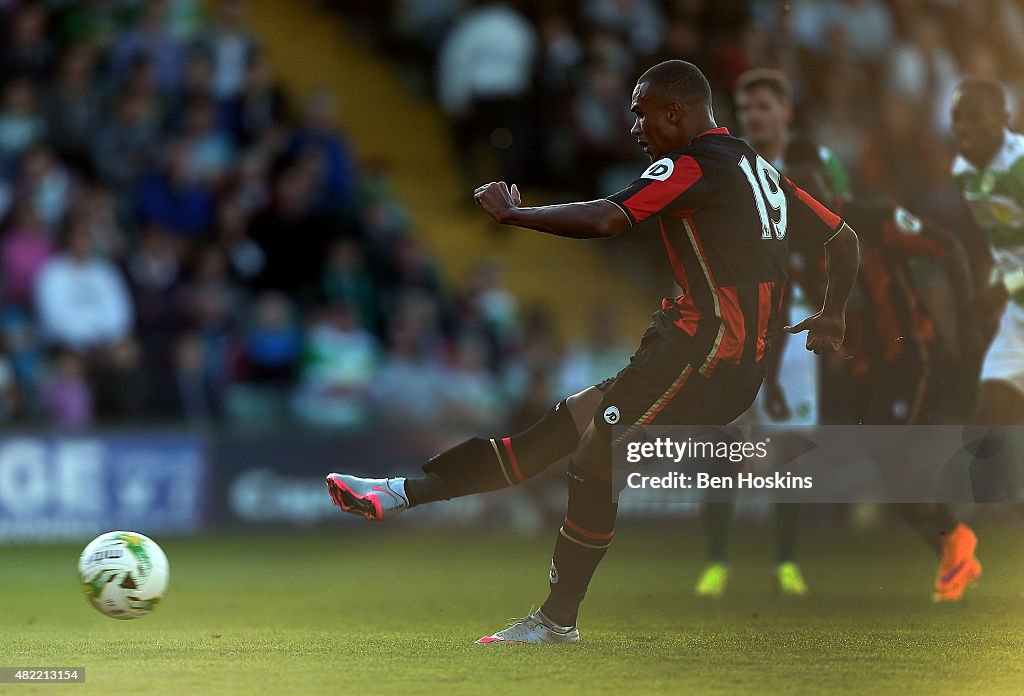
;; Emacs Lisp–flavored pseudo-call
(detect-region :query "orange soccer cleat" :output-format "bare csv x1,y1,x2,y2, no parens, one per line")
933,523,982,602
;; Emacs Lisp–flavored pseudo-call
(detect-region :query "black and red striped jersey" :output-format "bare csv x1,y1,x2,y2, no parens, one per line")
606,127,842,376
790,200,955,375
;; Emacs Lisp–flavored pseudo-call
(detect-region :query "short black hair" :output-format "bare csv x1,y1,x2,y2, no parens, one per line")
735,68,793,105
638,60,712,108
955,76,1007,112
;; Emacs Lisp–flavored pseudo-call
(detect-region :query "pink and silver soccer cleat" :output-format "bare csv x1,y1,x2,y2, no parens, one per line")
325,473,409,521
476,609,580,645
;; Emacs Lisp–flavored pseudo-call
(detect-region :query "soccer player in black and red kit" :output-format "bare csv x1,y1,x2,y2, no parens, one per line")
325,60,860,643
782,137,983,601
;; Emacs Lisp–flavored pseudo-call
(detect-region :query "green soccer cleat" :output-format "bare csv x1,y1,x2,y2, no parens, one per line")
775,562,809,596
694,563,730,598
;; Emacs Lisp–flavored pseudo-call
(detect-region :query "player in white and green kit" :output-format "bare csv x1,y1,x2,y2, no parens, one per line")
951,77,1024,502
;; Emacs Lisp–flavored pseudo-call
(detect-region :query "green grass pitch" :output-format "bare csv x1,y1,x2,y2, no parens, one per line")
1,517,1022,695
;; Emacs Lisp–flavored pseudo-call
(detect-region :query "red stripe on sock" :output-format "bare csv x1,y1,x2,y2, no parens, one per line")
502,437,524,483
563,516,615,540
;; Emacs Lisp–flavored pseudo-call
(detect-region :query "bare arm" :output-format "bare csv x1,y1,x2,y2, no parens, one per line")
761,286,793,420
821,223,859,318
785,223,860,354
474,181,631,239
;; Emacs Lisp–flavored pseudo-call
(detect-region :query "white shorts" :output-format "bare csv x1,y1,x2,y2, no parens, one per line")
747,298,819,426
980,300,1024,396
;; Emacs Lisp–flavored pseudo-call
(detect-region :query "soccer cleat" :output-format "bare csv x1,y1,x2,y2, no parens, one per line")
933,523,982,602
325,473,409,521
775,562,809,596
476,609,580,645
694,562,730,598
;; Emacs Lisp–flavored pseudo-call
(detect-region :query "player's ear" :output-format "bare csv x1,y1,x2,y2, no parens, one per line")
666,100,684,124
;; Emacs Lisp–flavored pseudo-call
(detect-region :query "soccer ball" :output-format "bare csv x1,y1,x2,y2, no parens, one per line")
78,531,169,620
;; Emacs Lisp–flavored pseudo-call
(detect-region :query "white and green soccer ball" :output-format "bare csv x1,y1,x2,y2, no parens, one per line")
78,531,169,620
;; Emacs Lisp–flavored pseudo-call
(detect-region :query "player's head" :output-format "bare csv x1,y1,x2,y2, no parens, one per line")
783,137,833,204
951,77,1009,168
631,60,714,160
734,69,793,155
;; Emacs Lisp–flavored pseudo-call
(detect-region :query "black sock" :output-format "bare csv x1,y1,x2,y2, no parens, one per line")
775,503,801,564
405,472,451,508
540,465,617,627
703,502,734,564
422,400,579,498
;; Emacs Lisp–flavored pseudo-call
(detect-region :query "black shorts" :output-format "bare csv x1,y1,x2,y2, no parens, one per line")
854,338,941,425
592,319,765,443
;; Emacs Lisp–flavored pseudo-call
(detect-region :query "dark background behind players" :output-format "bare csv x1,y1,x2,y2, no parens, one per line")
0,0,1014,551
0,0,1016,434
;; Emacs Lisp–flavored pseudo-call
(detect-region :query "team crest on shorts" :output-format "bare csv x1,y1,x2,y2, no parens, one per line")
604,406,621,424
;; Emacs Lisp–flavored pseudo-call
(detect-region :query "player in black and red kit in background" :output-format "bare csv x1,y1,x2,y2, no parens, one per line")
324,60,859,643
694,69,852,599
781,137,984,602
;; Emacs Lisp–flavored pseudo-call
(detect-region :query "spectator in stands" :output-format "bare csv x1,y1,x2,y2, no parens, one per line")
886,15,959,133
228,50,287,146
440,334,505,429
92,89,162,192
287,90,358,216
136,140,217,240
556,307,633,398
292,303,380,427
201,0,260,102
215,196,265,284
74,182,127,262
581,0,664,59
373,304,448,426
42,347,93,429
380,237,454,340
34,216,134,353
110,0,184,94
174,331,225,423
34,215,143,419
2,2,55,83
320,237,379,334
1,308,42,419
460,259,519,367
358,159,410,276
178,261,237,421
0,79,45,167
20,144,74,232
180,44,217,102
242,290,301,386
43,43,105,168
178,95,236,184
249,159,334,298
126,225,186,411
1,202,54,311
568,59,638,195
437,0,538,186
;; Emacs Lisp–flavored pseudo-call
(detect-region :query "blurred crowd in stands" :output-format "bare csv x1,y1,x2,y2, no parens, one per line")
0,0,638,432
8,0,1021,432
351,0,1024,215
341,0,1024,423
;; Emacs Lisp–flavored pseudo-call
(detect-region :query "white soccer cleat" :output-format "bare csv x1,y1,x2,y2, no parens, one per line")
325,473,409,521
476,609,580,645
